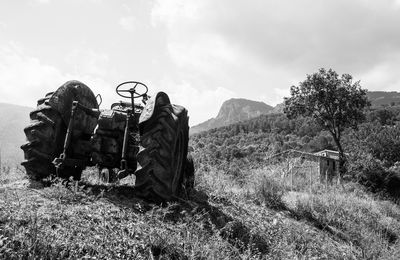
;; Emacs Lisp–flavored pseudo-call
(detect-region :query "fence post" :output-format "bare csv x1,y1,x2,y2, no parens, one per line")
309,166,312,194
325,169,328,190
290,166,293,191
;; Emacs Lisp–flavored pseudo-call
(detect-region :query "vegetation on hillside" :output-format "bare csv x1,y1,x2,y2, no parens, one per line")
190,104,400,197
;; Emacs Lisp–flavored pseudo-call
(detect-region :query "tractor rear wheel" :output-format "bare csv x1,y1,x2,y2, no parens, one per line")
21,104,66,180
21,81,98,181
134,94,189,202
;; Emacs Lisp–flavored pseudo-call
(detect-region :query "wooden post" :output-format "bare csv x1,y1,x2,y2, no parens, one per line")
325,169,328,190
290,165,293,191
309,166,312,194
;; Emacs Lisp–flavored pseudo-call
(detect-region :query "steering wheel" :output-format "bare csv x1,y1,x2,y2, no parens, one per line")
116,81,148,99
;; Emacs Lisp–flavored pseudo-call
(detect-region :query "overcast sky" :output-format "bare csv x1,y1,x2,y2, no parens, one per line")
1,0,400,125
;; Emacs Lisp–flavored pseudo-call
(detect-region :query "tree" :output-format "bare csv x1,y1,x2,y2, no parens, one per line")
284,68,370,178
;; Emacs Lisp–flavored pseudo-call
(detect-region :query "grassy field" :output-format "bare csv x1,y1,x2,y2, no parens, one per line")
1,163,400,259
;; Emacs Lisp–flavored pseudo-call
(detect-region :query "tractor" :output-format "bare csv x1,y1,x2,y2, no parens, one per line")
21,80,194,201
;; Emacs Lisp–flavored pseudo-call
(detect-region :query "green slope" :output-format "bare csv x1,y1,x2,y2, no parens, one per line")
0,103,32,165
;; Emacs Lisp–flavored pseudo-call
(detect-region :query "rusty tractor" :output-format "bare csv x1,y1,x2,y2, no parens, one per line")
21,80,194,201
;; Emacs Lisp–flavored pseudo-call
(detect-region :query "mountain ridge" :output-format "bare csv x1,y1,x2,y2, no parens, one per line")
190,98,273,135
0,102,33,165
191,90,400,134
367,91,400,107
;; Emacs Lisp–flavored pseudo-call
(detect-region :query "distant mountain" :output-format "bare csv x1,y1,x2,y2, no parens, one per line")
190,91,400,135
271,102,285,114
367,91,400,107
272,91,400,113
190,98,273,134
0,103,32,165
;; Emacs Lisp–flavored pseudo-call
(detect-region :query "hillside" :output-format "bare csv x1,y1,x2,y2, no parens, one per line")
368,91,400,107
1,157,399,258
0,103,32,165
190,102,400,192
191,98,273,134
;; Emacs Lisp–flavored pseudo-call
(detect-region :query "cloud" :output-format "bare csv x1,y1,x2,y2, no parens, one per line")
151,0,203,28
0,42,64,106
151,0,400,114
150,78,235,125
172,0,400,74
119,16,136,32
0,21,6,30
32,0,51,4
0,42,115,108
167,33,237,76
64,48,110,76
359,52,400,91
151,0,302,109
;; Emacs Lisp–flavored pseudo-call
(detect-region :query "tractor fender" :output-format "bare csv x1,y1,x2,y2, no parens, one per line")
139,91,171,125
47,80,98,126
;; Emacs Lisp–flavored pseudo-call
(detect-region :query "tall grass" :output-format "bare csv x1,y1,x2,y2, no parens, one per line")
1,159,400,259
198,161,400,259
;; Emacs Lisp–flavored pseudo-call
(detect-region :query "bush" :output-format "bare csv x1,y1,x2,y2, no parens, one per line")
345,123,400,197
385,164,400,198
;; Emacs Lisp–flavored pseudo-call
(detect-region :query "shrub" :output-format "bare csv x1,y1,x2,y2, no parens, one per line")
385,165,400,198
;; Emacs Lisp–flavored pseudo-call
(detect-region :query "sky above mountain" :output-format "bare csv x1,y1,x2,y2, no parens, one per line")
1,0,400,125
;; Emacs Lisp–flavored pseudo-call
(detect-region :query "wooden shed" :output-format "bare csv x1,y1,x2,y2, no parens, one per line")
266,149,341,185
313,150,340,183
